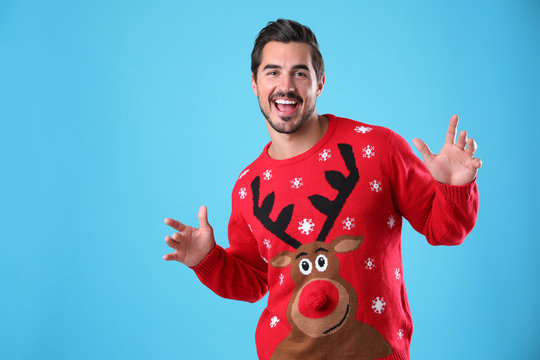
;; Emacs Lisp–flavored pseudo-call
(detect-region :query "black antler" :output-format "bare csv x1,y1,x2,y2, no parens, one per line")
308,143,359,242
251,143,358,248
252,176,302,249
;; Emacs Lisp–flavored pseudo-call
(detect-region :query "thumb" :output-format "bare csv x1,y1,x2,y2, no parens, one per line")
198,205,212,230
412,138,434,162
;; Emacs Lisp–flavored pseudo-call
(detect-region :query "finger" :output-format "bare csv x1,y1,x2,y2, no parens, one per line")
456,130,467,150
466,137,478,156
471,157,482,169
165,235,181,250
164,217,187,232
163,253,179,261
172,232,184,241
198,205,211,230
412,138,434,162
445,114,459,144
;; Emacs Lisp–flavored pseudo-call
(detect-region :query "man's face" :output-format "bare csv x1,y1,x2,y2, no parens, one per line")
251,41,325,134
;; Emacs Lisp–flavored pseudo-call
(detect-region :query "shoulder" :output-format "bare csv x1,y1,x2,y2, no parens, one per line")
324,115,419,172
326,114,396,138
230,145,270,202
232,140,270,179
326,114,405,148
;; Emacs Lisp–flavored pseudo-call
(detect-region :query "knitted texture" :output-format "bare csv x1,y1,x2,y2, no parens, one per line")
194,115,479,360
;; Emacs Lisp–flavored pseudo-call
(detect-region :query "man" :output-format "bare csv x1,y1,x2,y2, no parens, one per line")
163,19,481,360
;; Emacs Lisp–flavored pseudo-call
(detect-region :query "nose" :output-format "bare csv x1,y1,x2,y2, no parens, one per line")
278,74,295,93
298,280,339,319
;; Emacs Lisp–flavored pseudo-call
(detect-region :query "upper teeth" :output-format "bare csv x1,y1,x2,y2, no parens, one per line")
275,99,297,105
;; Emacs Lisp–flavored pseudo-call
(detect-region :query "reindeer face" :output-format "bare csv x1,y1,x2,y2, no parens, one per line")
271,235,363,337
273,242,338,282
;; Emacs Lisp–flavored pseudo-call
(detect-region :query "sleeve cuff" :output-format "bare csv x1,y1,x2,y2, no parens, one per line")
190,244,223,277
435,179,478,203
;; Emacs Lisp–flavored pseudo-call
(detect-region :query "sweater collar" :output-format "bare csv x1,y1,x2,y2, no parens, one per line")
261,114,337,167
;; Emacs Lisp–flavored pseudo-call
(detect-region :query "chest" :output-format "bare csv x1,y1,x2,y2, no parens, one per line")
239,142,394,264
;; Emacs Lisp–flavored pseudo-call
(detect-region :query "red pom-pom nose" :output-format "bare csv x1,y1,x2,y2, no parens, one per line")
307,292,327,311
298,280,339,318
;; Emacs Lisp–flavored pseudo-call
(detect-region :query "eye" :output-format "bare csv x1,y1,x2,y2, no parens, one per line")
299,259,312,275
315,254,328,272
294,72,307,77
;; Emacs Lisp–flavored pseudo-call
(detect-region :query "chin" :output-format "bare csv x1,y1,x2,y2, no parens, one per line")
268,117,305,134
260,101,316,135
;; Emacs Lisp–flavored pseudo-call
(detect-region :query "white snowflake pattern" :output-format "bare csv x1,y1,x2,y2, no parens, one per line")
290,177,304,189
248,224,253,232
263,169,272,181
261,256,268,263
364,258,375,270
263,239,272,249
318,148,332,162
342,217,355,230
238,168,249,179
355,125,373,134
362,145,375,159
395,268,401,280
298,218,315,235
279,273,285,286
369,180,382,192
270,316,280,328
239,187,248,199
397,329,404,340
387,215,396,229
372,297,386,314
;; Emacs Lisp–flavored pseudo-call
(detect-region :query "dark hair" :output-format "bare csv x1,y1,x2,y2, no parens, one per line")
251,19,324,82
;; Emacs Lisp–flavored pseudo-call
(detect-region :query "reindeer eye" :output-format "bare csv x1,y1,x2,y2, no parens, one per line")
315,254,328,272
299,259,312,275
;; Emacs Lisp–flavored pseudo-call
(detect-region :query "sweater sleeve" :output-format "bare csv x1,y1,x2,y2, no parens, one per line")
388,130,479,245
192,211,268,303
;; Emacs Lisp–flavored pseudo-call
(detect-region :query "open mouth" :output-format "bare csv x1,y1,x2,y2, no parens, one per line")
271,96,301,117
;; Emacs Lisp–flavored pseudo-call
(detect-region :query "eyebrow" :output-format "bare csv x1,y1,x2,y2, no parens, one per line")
292,64,310,71
262,64,310,71
295,252,308,259
315,247,329,253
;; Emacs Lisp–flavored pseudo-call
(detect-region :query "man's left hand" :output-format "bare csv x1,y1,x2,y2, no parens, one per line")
412,114,482,186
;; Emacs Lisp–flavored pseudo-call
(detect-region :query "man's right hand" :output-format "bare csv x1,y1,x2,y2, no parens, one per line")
163,205,216,267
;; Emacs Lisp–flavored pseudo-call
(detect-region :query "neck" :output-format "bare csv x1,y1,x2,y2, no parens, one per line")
267,113,329,160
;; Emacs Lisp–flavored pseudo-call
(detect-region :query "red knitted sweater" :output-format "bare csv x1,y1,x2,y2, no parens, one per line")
193,114,479,360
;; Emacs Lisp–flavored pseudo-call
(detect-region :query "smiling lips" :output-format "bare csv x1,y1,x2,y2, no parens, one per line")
273,97,301,117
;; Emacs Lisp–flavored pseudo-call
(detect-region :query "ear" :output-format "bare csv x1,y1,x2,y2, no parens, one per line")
251,73,258,97
332,235,363,254
316,74,325,97
271,251,293,268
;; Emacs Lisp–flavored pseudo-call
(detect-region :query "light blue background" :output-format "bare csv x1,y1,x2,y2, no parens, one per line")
1,0,538,359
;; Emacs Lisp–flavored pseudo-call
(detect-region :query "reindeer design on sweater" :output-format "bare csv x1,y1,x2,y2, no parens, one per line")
252,144,393,360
